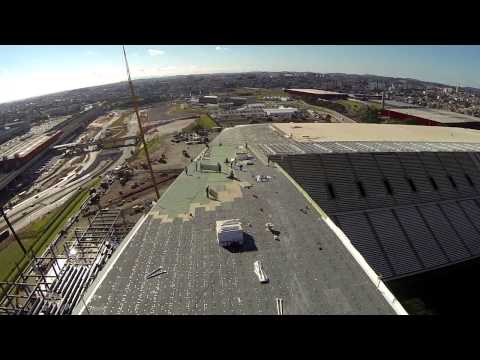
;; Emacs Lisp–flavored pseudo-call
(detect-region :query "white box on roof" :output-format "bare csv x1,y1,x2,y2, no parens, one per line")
216,219,244,247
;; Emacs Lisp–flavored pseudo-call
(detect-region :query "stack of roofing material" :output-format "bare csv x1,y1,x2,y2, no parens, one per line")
200,161,220,172
216,219,244,247
235,151,254,161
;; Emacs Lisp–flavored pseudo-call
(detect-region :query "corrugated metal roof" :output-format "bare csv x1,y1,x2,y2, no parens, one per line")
386,107,480,124
286,89,347,96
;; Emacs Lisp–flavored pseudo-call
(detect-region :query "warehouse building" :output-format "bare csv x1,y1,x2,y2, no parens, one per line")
264,107,298,120
0,131,63,172
285,88,349,101
199,95,218,104
381,106,480,129
227,97,247,106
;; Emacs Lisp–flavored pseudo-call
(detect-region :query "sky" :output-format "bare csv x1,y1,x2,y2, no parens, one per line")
0,45,479,104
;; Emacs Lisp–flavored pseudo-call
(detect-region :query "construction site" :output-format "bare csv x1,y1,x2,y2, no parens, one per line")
0,96,216,314
97,115,207,224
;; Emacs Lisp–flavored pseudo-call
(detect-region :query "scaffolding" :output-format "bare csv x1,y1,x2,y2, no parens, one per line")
0,209,131,315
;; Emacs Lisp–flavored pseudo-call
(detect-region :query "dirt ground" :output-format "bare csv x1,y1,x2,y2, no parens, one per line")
100,132,205,223
98,103,207,223
87,115,114,128
144,118,197,139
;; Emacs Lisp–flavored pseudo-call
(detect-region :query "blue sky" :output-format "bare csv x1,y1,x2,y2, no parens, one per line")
0,45,479,103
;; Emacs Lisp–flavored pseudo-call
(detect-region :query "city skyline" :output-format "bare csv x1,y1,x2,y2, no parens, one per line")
0,45,479,103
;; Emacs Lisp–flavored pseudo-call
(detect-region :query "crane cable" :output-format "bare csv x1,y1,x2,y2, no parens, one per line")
122,45,160,200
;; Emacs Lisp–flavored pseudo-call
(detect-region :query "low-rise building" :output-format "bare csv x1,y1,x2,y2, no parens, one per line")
228,97,247,106
199,95,218,104
285,89,349,101
264,107,298,120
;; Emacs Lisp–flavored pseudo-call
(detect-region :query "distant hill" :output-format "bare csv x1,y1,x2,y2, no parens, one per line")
1,71,477,109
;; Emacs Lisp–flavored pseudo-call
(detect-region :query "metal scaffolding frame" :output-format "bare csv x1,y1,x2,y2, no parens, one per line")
0,209,132,315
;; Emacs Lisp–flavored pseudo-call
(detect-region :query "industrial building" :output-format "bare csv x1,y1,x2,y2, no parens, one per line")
0,104,107,193
227,97,247,106
373,100,421,109
381,106,480,129
199,95,219,104
264,107,298,119
0,131,63,172
285,88,349,101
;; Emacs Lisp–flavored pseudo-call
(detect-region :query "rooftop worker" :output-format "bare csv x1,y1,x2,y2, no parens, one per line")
184,166,188,175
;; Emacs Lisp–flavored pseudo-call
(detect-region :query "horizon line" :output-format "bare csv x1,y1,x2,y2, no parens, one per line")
0,70,475,105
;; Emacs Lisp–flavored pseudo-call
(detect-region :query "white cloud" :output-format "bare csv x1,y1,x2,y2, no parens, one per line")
148,49,165,56
0,68,10,77
0,62,247,103
215,46,229,51
0,64,126,103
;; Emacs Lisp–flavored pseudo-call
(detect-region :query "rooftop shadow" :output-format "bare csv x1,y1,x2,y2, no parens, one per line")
224,233,258,253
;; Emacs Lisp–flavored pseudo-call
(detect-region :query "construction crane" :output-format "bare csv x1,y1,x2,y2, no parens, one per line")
122,45,160,200
53,135,140,155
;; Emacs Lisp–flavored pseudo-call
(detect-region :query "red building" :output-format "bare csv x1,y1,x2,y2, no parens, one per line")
285,89,349,101
380,107,480,129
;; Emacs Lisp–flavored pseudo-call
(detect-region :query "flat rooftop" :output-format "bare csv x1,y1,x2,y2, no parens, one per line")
384,107,480,124
274,123,480,143
76,124,399,315
371,100,421,108
285,89,347,96
0,133,51,159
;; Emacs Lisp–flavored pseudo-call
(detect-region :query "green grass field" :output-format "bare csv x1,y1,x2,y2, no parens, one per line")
254,89,288,100
184,114,218,133
367,102,383,110
197,114,217,129
133,134,168,161
337,100,367,113
111,112,131,128
167,103,209,115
